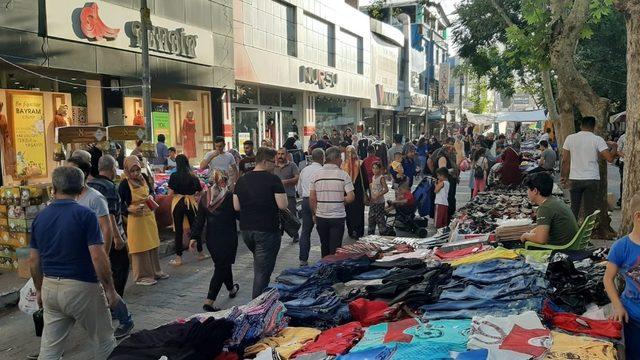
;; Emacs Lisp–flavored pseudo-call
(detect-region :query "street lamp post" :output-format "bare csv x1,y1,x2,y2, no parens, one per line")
140,0,153,143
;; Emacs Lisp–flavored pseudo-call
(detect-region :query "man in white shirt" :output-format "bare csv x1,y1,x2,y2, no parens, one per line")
310,147,355,258
561,116,618,219
296,148,324,266
200,136,238,175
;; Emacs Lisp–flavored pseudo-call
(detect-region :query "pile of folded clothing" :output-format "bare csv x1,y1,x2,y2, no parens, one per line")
545,253,609,314
284,292,351,329
244,327,322,359
109,317,235,360
293,321,365,358
421,259,547,320
345,317,472,359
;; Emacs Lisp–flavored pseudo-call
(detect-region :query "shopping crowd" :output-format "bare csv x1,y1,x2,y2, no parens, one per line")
26,116,637,359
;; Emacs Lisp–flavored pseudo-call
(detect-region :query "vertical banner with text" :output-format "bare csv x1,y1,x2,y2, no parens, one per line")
151,102,171,146
10,93,47,178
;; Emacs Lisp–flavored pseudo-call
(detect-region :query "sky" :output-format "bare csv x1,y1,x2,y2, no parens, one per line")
441,0,461,54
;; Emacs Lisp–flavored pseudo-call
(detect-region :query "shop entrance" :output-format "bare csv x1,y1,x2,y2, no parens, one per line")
236,108,293,152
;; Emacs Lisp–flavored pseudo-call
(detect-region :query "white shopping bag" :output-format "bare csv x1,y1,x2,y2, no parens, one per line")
19,278,39,315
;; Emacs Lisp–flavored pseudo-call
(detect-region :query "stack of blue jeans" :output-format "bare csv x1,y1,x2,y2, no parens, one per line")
420,259,547,320
284,292,351,329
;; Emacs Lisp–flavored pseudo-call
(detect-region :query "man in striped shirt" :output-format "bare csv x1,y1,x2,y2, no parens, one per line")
310,147,355,257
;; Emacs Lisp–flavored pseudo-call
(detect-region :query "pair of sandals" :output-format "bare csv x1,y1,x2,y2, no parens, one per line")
202,283,240,312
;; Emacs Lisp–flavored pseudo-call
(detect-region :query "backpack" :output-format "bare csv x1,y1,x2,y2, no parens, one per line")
473,158,486,179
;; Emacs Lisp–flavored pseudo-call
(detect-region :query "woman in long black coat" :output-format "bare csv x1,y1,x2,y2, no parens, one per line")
190,170,239,312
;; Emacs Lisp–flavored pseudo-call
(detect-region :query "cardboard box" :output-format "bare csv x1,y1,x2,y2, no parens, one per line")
0,232,30,248
0,204,7,217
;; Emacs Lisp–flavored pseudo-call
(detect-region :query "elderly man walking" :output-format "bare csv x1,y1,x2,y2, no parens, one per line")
310,146,355,257
30,166,120,360
297,148,325,266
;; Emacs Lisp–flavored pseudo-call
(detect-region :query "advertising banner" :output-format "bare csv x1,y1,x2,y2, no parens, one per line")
152,102,171,146
10,93,47,178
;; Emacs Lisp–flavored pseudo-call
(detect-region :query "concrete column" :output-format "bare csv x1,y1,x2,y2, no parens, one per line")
302,92,316,149
86,80,103,125
222,89,233,150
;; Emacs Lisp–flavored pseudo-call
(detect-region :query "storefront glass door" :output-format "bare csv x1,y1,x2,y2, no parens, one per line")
236,109,286,150
237,110,259,154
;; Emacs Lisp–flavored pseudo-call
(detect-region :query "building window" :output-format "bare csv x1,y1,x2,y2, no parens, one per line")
338,29,363,74
252,0,297,57
303,12,335,67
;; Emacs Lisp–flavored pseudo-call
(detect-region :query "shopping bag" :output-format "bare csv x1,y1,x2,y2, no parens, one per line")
19,278,39,315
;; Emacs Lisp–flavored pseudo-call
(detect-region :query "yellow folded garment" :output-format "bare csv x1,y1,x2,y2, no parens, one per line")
244,327,321,359
545,331,617,360
514,249,552,263
448,247,519,267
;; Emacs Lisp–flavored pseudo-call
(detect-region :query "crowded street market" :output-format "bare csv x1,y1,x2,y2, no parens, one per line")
1,0,639,359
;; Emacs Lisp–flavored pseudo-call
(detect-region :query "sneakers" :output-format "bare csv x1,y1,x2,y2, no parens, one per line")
114,321,134,340
26,353,39,360
299,260,308,267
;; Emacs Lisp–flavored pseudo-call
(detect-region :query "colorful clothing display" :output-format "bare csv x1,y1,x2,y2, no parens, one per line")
244,327,321,359
545,331,617,360
182,116,197,158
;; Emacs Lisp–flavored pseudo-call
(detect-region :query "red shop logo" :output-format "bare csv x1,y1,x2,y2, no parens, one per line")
79,2,120,41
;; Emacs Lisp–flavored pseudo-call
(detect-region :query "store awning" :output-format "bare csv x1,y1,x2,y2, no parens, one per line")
494,110,547,123
463,110,495,126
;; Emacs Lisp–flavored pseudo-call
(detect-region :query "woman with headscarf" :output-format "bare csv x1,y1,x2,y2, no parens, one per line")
190,170,239,312
168,155,204,267
119,155,168,286
499,145,523,186
342,145,368,239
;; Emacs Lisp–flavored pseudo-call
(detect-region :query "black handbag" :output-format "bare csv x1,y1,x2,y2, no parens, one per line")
279,208,301,238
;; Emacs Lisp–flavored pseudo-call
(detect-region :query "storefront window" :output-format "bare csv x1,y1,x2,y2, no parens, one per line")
362,109,378,136
315,96,356,136
281,91,297,107
233,84,258,104
260,87,280,106
381,114,393,145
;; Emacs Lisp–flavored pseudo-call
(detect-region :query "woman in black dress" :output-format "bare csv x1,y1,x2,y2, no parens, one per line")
190,170,239,312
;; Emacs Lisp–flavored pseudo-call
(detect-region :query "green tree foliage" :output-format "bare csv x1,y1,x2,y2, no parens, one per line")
469,76,490,114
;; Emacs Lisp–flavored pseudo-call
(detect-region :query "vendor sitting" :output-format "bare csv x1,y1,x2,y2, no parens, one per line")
520,172,578,246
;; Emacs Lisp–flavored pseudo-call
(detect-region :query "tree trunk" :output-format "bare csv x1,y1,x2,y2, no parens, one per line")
549,0,616,238
541,69,560,137
617,0,640,235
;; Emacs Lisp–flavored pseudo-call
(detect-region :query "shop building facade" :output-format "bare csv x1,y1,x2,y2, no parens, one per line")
231,0,402,149
0,0,234,184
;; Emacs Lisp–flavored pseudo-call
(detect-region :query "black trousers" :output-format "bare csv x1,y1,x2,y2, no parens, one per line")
207,264,234,301
172,198,200,256
569,179,599,220
316,217,345,258
109,243,130,297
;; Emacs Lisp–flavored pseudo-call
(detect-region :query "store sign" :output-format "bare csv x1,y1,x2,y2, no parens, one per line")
410,93,430,108
375,85,399,107
45,0,214,66
438,65,450,102
130,22,197,59
9,93,47,178
299,66,338,89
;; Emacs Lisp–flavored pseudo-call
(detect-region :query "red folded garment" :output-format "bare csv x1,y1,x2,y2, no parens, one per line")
349,298,396,326
293,321,364,357
542,302,622,339
499,325,551,357
435,245,488,260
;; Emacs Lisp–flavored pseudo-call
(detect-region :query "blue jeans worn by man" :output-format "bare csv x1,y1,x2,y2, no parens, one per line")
243,231,282,298
299,198,314,263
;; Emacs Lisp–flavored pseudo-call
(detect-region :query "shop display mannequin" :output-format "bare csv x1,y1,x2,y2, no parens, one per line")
133,109,145,127
0,102,16,175
182,110,197,158
54,104,70,128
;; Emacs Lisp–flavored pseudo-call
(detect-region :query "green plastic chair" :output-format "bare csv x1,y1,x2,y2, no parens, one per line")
524,210,600,251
